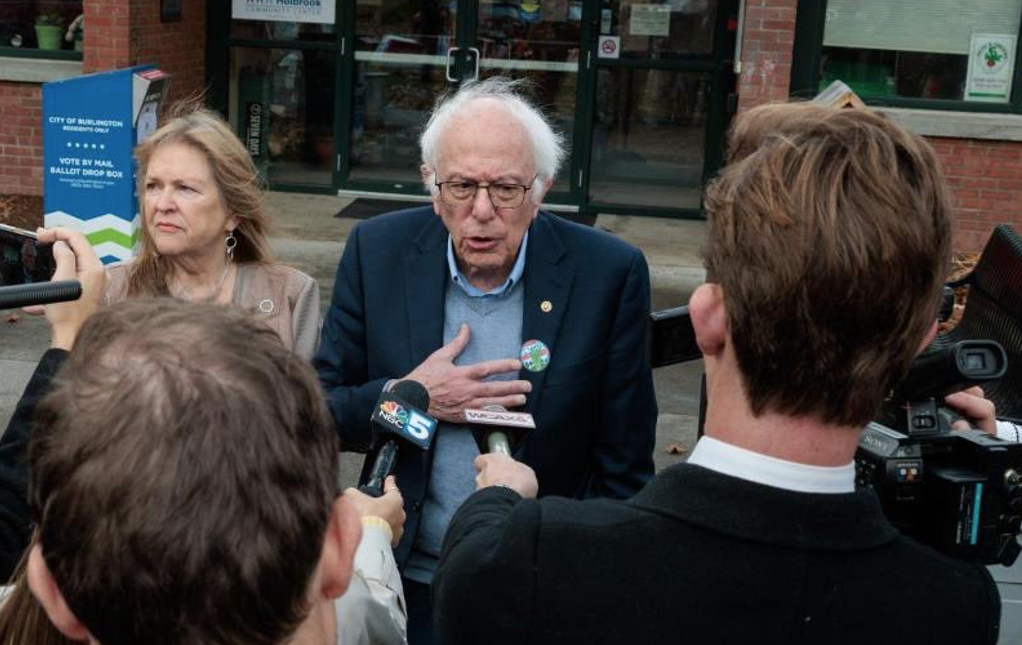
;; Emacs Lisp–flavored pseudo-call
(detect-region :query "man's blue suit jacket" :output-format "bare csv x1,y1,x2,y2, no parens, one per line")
314,206,657,565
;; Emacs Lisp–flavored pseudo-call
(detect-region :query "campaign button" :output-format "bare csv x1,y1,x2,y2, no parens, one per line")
520,339,551,372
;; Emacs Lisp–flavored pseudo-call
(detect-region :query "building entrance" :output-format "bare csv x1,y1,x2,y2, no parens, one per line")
209,1,738,218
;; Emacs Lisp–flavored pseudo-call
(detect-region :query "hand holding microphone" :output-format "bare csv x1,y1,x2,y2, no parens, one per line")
474,453,538,499
359,379,437,497
345,476,406,546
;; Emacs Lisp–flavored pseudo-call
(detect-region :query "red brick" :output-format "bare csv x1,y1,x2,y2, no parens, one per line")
763,19,796,31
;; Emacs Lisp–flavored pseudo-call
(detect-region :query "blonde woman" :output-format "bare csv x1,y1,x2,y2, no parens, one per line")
105,107,320,359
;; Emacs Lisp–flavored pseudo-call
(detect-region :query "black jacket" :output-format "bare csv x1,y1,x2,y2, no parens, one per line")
434,463,1001,645
0,349,67,580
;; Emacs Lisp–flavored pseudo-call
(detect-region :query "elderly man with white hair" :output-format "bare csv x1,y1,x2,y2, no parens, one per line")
314,76,657,643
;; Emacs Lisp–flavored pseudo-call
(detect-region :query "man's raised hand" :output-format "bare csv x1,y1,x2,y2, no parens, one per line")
404,323,532,423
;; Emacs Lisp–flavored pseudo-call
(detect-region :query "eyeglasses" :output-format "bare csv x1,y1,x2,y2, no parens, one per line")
435,176,537,210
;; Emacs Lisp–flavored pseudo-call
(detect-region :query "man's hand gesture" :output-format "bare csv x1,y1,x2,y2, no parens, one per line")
404,324,532,423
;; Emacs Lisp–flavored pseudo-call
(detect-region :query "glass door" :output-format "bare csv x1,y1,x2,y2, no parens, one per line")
473,1,587,200
346,1,460,189
341,0,589,205
585,0,737,215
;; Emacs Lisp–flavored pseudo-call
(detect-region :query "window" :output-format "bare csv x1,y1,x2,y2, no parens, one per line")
794,0,1022,111
0,1,84,59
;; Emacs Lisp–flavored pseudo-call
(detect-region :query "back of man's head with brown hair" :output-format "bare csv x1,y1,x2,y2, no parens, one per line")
704,102,951,427
29,299,339,645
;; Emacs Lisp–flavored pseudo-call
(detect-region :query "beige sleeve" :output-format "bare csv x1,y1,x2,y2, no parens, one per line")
289,273,321,362
334,525,408,645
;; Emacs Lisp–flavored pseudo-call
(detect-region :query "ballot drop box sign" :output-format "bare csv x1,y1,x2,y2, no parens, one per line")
43,66,170,264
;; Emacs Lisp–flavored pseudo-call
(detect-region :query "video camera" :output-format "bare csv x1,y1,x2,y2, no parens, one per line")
857,340,1022,566
648,308,1022,565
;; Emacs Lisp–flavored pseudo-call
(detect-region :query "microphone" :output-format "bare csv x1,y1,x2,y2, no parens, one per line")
359,380,437,497
0,280,81,310
466,405,535,456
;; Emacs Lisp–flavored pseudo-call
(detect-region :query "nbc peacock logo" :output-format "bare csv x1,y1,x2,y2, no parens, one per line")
379,401,409,427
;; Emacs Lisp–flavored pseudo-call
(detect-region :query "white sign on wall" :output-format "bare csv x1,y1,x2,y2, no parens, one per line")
232,0,336,25
629,4,671,37
965,33,1016,103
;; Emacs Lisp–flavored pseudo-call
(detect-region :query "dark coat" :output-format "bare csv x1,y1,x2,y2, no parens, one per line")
0,349,68,580
314,206,658,566
433,463,1001,645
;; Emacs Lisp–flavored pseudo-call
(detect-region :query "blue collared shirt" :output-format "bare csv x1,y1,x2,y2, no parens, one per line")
446,232,529,298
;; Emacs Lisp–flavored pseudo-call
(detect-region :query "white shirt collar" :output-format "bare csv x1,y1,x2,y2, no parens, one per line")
687,435,855,494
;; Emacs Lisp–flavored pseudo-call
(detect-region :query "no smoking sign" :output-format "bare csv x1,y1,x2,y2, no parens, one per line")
598,36,620,60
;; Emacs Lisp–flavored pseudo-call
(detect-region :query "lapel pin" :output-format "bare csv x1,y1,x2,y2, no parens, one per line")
540,300,553,313
520,339,551,372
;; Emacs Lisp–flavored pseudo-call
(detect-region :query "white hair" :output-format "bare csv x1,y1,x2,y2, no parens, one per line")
419,76,566,205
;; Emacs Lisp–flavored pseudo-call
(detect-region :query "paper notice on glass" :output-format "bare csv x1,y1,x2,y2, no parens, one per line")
630,4,671,37
965,33,1016,103
232,0,335,25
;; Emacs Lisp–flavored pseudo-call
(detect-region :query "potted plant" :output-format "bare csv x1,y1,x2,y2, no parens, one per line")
34,12,64,51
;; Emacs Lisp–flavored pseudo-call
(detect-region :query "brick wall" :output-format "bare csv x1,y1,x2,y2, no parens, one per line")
927,137,1022,252
129,0,207,106
0,83,44,196
83,0,131,72
1,0,207,197
736,0,795,112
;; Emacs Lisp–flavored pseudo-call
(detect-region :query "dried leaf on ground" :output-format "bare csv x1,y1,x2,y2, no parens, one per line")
664,443,688,455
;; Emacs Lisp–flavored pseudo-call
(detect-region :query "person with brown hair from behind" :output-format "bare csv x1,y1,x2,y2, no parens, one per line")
0,228,408,644
432,103,1000,645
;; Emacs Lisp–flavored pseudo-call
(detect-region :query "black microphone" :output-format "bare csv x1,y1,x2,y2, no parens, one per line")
0,280,81,310
466,405,535,456
359,380,437,497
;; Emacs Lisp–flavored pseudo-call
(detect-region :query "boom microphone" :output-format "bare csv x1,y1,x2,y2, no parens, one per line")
359,380,437,497
0,280,81,310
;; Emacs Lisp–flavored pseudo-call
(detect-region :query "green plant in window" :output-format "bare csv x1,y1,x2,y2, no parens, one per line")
985,44,1005,68
35,11,63,26
35,11,65,51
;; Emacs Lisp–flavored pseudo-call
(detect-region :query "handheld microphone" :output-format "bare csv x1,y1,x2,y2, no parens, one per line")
359,380,437,497
466,405,535,456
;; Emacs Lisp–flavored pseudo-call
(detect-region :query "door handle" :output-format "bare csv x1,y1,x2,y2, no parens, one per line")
468,47,481,81
445,47,461,82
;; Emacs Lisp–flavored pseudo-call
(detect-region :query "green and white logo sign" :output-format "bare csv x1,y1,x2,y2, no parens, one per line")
965,33,1017,103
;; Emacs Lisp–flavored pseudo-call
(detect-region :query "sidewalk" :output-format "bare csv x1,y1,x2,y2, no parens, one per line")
0,192,709,484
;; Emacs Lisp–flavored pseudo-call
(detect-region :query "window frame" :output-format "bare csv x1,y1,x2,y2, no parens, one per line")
0,0,84,63
790,0,1022,114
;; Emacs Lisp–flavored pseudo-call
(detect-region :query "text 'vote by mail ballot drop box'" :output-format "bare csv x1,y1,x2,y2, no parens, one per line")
43,65,170,264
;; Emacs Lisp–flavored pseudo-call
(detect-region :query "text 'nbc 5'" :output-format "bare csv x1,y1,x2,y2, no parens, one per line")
372,398,437,450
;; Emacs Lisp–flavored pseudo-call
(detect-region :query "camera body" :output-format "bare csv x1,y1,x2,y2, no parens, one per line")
856,340,1022,565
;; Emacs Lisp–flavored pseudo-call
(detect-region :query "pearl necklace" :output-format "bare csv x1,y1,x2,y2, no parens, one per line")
172,263,232,303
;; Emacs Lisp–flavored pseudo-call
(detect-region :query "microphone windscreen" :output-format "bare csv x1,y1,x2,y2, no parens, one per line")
390,379,430,411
